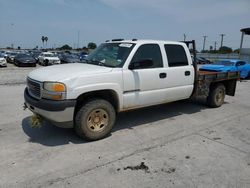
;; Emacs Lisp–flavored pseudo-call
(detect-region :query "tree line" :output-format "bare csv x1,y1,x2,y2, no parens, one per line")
201,46,239,54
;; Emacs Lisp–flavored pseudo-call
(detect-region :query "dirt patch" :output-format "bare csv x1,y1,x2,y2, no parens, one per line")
213,137,221,140
123,162,150,173
206,130,216,134
161,167,176,174
185,155,190,159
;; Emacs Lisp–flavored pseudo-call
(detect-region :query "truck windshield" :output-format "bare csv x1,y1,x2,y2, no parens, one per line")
84,43,135,67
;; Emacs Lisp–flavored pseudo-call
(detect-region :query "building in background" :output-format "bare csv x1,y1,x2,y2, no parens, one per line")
240,28,250,61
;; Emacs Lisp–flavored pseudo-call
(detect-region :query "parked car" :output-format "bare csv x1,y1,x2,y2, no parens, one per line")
196,57,213,64
59,53,81,64
14,53,37,67
0,53,7,67
30,51,42,63
200,59,250,79
6,51,19,63
38,52,61,66
79,51,88,61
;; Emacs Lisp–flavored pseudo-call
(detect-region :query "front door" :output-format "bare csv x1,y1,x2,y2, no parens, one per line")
122,44,167,109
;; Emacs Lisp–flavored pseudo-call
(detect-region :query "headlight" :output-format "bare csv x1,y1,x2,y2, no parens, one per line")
42,82,66,100
44,82,66,92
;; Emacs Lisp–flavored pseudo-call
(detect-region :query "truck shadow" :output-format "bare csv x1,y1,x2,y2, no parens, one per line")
22,118,85,146
114,99,207,132
22,99,208,146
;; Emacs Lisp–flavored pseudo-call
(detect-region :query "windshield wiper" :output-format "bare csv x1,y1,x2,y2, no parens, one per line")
85,59,116,67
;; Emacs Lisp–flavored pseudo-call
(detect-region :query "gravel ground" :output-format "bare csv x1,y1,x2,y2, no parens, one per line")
0,64,250,188
0,63,40,85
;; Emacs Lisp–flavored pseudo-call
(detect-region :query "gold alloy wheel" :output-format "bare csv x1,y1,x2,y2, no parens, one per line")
86,109,109,132
216,88,225,104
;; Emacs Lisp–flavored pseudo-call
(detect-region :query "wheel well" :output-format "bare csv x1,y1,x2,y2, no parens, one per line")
74,90,119,116
209,79,237,96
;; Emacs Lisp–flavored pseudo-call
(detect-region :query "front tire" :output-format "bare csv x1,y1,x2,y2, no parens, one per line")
207,84,226,108
44,59,49,66
74,99,116,141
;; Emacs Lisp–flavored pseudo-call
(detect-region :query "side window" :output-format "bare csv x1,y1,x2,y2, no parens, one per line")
131,44,163,69
164,44,188,67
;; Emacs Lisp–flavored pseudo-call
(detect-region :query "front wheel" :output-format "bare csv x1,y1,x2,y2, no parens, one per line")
207,84,226,108
74,99,116,141
44,59,49,66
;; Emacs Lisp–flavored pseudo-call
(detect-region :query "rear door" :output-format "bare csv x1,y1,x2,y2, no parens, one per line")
162,44,194,100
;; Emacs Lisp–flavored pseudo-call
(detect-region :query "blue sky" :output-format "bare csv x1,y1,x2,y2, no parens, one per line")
0,0,249,51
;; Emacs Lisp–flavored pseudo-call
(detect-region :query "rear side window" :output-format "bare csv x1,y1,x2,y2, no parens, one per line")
164,44,188,67
131,44,163,68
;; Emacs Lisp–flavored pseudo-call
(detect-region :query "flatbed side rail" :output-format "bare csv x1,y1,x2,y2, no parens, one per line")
197,71,240,82
193,71,240,97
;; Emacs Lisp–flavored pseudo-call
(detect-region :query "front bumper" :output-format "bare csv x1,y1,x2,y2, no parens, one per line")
0,62,7,67
24,88,76,128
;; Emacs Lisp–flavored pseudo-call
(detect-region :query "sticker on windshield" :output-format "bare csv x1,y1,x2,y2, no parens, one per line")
119,43,132,48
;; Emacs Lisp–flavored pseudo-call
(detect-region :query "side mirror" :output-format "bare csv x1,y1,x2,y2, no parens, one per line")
128,59,153,70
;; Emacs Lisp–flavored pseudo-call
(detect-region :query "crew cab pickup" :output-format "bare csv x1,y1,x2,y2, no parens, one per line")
24,39,239,140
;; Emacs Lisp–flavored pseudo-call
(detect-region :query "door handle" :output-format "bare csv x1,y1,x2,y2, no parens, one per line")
185,71,191,76
159,73,167,79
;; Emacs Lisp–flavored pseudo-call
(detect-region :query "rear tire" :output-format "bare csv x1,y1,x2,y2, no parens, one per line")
247,72,250,79
74,99,116,141
207,84,226,108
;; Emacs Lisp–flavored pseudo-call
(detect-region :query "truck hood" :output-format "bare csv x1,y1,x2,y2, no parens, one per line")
28,63,113,82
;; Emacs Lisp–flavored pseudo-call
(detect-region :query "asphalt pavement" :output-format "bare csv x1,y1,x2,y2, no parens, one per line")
0,64,250,188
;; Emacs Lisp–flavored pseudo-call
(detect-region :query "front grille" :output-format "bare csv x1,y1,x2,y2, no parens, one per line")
27,78,42,99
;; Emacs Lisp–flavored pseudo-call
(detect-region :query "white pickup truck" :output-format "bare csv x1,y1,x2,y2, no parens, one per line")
24,39,239,140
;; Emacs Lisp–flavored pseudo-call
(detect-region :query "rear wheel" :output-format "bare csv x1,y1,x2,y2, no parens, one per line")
74,99,116,141
247,72,250,79
207,84,226,108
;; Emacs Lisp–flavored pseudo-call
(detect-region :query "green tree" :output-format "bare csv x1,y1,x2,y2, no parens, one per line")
41,36,45,48
218,46,233,54
87,42,97,49
59,44,72,50
233,49,240,53
44,36,48,47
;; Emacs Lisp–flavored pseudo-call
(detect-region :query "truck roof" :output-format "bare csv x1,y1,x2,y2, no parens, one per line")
106,39,186,46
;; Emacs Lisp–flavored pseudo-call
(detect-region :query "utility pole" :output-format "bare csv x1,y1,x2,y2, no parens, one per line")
202,35,207,52
220,34,225,48
77,31,80,49
214,41,217,51
183,34,186,41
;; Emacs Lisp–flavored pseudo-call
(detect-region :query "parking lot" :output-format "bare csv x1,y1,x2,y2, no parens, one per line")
1,65,250,188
